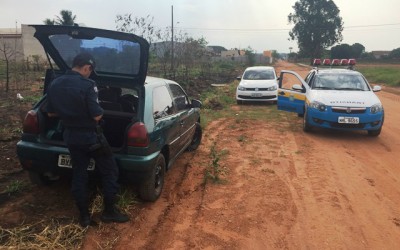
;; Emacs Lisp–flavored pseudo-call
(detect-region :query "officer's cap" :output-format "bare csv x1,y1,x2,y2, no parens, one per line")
72,52,96,72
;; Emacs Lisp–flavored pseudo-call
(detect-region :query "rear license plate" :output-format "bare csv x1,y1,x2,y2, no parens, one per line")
338,116,359,124
251,93,262,97
58,154,95,170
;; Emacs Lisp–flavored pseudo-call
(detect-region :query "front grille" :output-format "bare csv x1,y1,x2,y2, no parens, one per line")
332,107,366,114
238,95,277,100
245,88,270,91
329,122,366,129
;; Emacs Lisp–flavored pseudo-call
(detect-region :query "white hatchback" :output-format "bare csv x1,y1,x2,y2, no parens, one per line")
236,66,278,104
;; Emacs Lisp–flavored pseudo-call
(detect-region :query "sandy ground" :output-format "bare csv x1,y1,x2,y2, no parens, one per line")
81,61,400,249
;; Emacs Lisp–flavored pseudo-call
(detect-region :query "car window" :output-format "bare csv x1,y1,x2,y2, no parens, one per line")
304,72,315,85
312,74,369,90
169,83,189,112
243,70,275,80
153,86,173,119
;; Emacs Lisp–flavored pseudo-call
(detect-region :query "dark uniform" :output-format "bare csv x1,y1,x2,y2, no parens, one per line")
47,67,126,226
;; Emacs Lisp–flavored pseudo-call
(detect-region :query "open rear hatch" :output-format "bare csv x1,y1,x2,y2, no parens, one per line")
30,24,149,90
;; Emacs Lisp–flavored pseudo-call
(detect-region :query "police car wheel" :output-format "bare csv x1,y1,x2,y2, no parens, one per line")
368,127,381,136
303,110,312,132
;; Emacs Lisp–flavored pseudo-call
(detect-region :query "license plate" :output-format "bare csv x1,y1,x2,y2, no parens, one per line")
338,116,359,124
58,154,95,170
251,93,262,97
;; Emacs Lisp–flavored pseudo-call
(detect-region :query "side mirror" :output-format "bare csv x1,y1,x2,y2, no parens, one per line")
372,85,381,92
191,99,202,108
236,76,242,81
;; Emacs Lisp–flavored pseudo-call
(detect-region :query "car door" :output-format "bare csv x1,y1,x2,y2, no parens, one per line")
277,70,309,115
167,82,196,152
152,84,182,159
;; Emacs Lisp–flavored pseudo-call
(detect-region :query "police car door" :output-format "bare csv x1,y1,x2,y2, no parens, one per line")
277,70,308,115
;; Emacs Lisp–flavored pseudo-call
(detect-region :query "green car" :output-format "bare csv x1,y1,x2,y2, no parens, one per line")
16,25,202,202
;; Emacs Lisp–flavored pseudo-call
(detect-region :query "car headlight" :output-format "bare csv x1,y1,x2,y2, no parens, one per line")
309,101,327,112
267,85,277,91
370,103,383,114
237,86,246,91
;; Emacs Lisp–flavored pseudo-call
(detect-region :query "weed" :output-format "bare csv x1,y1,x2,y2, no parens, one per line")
238,135,246,142
262,168,275,174
117,187,140,213
204,142,228,184
5,180,25,195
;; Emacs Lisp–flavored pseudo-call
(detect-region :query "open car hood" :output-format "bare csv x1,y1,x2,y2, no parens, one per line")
31,25,149,87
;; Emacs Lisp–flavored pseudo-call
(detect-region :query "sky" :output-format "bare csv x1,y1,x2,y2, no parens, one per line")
1,0,399,53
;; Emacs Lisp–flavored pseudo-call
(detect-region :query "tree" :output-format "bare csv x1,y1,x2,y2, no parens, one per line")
244,47,256,66
0,38,17,92
288,0,343,58
389,48,400,59
115,14,161,45
43,10,76,26
331,43,365,59
351,43,365,58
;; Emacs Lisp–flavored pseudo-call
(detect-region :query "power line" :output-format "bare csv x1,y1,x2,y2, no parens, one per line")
173,22,400,32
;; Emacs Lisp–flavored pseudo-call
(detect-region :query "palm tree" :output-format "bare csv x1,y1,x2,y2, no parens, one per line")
43,10,76,26
55,10,76,25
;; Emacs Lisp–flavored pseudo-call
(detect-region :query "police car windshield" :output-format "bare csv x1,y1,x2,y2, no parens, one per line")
243,70,275,80
311,74,369,91
49,35,141,75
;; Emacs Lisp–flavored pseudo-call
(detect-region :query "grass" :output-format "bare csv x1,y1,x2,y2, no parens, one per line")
5,180,26,195
204,142,229,184
358,65,400,86
0,220,87,249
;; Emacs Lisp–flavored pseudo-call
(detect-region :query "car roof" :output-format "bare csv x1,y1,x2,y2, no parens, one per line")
313,68,362,75
245,66,275,71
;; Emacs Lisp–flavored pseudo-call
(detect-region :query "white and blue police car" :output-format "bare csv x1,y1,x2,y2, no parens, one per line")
277,59,384,136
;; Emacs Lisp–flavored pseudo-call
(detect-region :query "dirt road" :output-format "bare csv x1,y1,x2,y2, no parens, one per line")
82,61,400,249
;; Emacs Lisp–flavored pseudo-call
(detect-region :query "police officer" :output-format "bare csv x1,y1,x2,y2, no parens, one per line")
46,52,129,227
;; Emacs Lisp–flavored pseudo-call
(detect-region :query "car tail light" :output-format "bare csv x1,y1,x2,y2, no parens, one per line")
22,110,40,134
127,122,149,147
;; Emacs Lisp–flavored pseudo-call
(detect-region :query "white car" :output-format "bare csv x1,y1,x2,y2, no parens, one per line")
236,66,278,104
277,67,384,136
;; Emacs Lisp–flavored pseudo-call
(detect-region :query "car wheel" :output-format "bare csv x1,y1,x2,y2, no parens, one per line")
303,109,312,132
28,171,54,186
139,154,165,202
187,122,202,151
368,127,381,136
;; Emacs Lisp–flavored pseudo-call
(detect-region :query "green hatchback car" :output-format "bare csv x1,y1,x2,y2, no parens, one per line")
16,25,202,201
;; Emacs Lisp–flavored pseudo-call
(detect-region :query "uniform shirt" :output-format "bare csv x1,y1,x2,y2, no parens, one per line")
47,70,103,145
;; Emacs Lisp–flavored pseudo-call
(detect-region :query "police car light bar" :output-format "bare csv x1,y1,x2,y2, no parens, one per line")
313,58,356,67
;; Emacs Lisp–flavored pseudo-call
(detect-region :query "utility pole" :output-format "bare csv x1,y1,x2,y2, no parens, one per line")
171,5,174,77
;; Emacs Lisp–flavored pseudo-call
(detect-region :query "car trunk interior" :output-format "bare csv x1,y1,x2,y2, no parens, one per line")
39,102,137,149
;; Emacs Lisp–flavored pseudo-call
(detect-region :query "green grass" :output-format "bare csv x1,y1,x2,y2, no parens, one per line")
358,66,400,86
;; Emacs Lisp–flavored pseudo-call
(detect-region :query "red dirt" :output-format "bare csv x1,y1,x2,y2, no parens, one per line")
1,61,400,249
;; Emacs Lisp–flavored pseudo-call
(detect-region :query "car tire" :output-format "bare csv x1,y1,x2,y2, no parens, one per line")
303,109,312,132
187,122,202,151
28,171,53,186
368,127,381,136
139,154,165,202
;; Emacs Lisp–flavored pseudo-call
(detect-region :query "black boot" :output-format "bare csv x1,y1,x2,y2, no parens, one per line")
101,201,129,223
77,204,97,227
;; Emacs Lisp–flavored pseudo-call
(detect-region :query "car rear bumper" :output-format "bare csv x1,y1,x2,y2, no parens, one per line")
16,140,159,174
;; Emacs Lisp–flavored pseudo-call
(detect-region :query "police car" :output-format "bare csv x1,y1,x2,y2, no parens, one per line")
277,59,384,136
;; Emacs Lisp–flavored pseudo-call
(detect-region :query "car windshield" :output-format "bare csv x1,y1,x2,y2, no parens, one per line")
49,34,141,75
243,69,275,80
311,73,369,91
